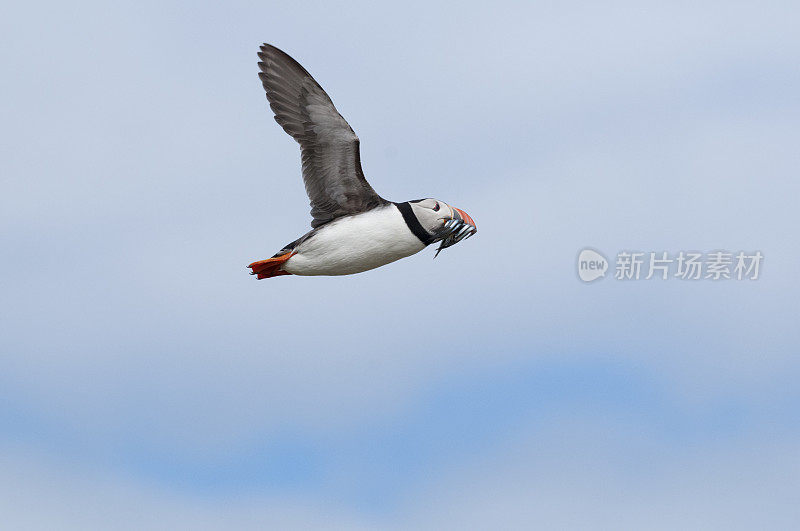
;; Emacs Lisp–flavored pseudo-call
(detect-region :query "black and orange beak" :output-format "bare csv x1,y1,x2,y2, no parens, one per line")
452,207,477,231
434,205,477,258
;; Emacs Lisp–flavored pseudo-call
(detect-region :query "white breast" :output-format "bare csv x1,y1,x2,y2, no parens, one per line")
283,204,427,276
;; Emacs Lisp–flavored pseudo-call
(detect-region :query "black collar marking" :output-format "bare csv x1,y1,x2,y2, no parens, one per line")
394,202,433,245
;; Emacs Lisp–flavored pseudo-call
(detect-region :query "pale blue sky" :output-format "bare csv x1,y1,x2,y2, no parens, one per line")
2,1,800,528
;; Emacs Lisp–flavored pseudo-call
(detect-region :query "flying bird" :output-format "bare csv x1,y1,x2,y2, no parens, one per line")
248,44,477,279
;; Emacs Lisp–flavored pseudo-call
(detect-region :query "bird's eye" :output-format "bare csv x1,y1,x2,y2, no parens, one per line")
433,202,440,211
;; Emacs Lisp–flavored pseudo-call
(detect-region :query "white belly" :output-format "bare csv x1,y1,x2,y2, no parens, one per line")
283,205,427,276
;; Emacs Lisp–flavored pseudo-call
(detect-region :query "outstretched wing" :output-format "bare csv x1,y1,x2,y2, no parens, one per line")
257,44,387,228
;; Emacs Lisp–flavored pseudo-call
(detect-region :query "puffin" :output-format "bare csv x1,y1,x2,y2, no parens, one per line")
247,44,477,279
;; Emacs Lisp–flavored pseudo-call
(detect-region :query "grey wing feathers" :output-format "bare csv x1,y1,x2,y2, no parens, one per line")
257,44,387,228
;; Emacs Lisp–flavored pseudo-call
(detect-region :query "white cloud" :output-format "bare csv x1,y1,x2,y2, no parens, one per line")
4,414,799,530
0,444,373,531
408,416,800,530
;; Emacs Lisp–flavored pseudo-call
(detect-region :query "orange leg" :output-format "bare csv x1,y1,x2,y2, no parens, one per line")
247,252,296,279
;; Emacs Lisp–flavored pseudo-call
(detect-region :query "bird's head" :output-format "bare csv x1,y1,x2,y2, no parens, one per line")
408,198,477,257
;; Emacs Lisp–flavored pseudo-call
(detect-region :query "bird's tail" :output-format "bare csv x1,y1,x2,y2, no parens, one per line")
247,252,295,279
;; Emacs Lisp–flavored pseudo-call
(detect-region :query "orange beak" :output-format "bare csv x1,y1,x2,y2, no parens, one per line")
452,207,477,231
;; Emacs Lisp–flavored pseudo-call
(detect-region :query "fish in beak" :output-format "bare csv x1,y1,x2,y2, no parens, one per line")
434,206,477,258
